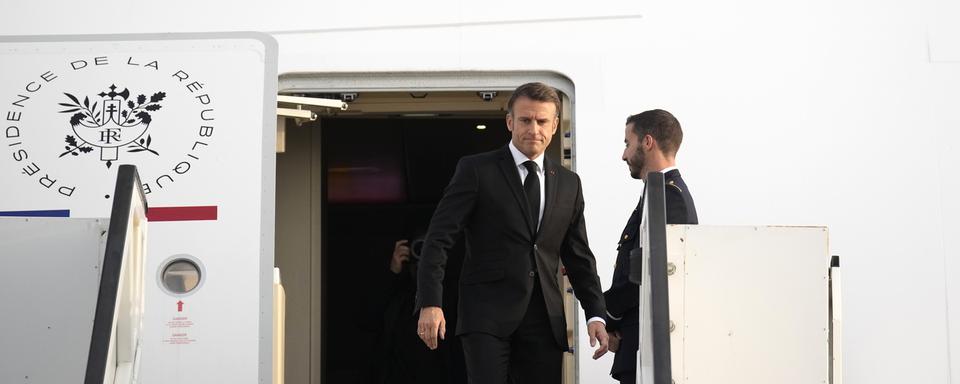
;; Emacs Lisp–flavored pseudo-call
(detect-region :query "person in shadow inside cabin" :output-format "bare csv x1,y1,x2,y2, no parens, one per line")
604,109,698,384
378,236,467,384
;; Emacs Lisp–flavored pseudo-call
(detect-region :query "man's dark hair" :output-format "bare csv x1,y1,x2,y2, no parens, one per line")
626,109,683,156
507,82,562,116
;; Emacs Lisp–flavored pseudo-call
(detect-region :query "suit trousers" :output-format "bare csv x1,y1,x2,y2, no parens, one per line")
460,278,563,384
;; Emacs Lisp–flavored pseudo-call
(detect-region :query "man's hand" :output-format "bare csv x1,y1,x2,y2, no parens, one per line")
587,320,609,359
417,306,446,350
607,331,621,353
389,240,410,274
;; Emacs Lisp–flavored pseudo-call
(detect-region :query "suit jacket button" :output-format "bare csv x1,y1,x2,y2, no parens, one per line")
529,270,536,277
533,244,538,250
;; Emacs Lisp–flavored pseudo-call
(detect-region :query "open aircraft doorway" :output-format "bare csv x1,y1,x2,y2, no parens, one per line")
275,72,576,384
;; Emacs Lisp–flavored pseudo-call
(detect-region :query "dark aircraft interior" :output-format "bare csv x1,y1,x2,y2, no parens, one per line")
322,117,509,384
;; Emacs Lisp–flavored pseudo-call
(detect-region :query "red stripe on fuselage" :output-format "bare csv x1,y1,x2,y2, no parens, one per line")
147,206,218,222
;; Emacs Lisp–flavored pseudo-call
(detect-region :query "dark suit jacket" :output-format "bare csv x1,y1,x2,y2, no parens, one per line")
416,146,606,349
605,169,697,379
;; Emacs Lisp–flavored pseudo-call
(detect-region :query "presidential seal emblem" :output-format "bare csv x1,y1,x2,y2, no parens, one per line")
4,55,218,200
58,84,165,168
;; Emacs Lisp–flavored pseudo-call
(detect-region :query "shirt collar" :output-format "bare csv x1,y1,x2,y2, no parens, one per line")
659,166,678,175
509,141,544,172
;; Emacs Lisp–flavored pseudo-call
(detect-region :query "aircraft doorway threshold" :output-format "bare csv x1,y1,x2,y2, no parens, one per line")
275,72,580,384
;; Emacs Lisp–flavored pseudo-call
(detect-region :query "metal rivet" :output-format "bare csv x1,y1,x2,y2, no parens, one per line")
666,262,676,276
669,321,676,332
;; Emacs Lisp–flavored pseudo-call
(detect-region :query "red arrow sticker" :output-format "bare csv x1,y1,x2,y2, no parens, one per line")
177,300,184,312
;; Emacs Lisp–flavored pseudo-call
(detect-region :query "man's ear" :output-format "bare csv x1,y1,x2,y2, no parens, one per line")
506,113,514,132
643,134,655,150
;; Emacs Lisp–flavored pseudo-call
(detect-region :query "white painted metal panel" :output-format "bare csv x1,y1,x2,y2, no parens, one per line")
0,217,107,384
0,34,277,384
831,261,843,384
667,225,830,384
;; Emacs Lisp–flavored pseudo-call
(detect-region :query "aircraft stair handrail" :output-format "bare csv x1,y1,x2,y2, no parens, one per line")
631,172,673,384
84,165,148,384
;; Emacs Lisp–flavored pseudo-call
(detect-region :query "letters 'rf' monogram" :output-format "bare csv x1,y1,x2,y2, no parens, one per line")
57,84,165,168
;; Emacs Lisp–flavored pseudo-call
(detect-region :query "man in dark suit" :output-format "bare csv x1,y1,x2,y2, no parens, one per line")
605,109,698,384
416,82,609,384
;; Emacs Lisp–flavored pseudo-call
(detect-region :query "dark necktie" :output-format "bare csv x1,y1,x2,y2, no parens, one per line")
522,160,540,229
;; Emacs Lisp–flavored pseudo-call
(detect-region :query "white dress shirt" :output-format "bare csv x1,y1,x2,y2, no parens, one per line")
508,142,605,326
508,142,545,227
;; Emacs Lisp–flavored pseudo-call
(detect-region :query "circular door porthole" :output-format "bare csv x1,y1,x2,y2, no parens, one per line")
157,255,205,297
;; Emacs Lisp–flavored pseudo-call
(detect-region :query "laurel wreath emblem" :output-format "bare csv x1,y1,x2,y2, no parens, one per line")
56,84,165,168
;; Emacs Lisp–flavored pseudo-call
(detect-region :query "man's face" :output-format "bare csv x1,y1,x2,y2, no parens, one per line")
506,97,559,159
623,123,647,180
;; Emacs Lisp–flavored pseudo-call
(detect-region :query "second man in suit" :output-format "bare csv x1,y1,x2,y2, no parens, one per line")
605,109,698,384
416,82,609,384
